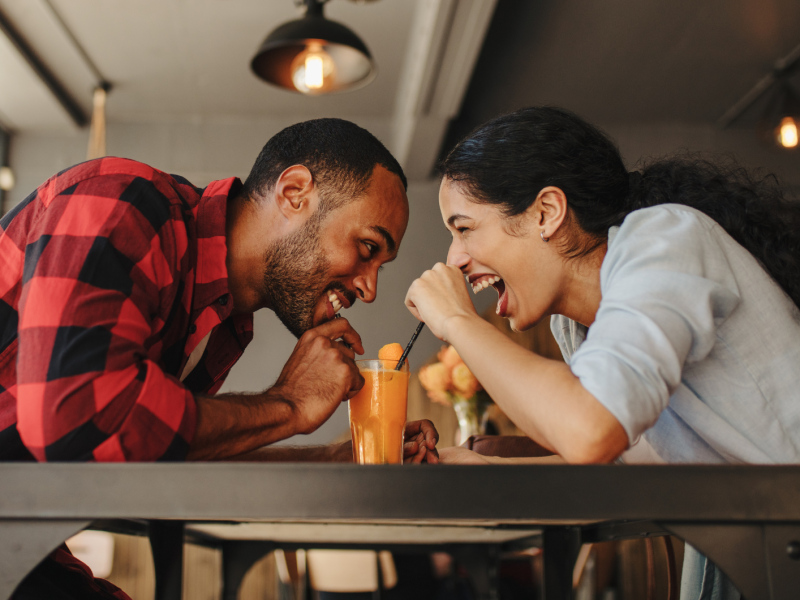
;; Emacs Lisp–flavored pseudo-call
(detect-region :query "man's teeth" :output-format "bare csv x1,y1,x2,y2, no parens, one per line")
471,276,501,294
327,291,342,313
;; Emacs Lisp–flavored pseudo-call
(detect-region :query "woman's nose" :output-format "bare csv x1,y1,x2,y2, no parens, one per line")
447,240,470,270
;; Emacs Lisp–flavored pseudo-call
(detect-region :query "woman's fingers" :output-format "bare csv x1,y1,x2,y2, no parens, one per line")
405,264,477,340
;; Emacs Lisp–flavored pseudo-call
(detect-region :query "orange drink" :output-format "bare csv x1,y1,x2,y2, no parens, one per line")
349,359,409,464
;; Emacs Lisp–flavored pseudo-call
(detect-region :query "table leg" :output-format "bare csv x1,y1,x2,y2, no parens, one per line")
454,546,499,600
541,527,581,600
665,523,800,600
220,541,274,600
148,520,184,600
0,519,90,600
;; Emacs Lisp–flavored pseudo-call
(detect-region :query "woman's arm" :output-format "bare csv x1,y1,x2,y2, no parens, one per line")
440,446,567,465
446,313,627,463
405,263,627,464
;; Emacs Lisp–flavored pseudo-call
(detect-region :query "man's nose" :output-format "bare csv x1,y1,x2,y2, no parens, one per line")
353,270,377,304
447,239,470,271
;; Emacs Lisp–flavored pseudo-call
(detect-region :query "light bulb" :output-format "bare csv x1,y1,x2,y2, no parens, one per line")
776,116,799,149
291,43,335,94
0,166,14,191
305,54,324,89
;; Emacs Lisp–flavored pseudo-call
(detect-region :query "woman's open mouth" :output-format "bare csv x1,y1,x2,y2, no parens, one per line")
468,274,509,317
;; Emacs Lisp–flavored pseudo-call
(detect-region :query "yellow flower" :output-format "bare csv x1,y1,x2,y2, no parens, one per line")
437,345,464,370
451,362,481,397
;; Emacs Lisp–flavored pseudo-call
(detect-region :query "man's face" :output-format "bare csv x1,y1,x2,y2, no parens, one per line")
263,166,409,337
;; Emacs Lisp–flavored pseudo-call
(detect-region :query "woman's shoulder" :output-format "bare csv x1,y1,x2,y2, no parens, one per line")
616,203,717,239
603,203,743,295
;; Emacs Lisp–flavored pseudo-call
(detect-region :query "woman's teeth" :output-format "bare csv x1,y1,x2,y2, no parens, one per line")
327,291,342,313
471,276,501,294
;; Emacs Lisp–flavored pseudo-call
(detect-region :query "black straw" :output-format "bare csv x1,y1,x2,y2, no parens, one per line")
396,322,425,370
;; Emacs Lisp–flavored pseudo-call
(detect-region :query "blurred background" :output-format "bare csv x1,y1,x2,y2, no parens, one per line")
1,0,799,446
2,1,799,597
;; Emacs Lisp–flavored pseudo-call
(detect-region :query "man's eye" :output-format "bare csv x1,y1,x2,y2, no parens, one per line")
364,242,378,255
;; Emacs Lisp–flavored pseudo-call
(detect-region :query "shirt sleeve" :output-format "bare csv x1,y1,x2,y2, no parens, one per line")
15,175,196,462
568,205,741,443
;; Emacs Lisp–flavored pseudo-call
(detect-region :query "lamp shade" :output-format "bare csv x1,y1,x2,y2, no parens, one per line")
251,5,375,95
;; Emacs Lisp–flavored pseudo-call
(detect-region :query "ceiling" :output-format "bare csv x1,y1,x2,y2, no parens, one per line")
444,0,800,153
0,0,415,126
0,0,496,179
1,0,800,178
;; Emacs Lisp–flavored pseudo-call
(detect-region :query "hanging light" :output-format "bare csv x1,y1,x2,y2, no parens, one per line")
0,166,14,191
776,116,799,148
251,0,376,95
760,80,800,150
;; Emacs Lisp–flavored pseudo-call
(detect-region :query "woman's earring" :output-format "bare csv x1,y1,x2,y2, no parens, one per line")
540,231,550,243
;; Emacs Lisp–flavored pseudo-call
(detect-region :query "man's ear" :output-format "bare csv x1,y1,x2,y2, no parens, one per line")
273,165,318,219
533,186,568,239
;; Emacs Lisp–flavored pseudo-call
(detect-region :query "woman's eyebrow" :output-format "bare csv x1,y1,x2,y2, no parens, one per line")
447,214,470,227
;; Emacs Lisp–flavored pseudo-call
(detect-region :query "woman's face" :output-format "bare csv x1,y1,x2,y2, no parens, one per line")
439,178,565,331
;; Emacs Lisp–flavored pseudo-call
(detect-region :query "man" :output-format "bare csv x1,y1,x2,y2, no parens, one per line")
1,119,437,597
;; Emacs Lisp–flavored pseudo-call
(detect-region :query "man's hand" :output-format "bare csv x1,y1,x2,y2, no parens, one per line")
272,318,365,436
403,419,439,464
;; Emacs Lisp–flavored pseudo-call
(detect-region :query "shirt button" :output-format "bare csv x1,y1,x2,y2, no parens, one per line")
189,324,197,334
218,296,228,306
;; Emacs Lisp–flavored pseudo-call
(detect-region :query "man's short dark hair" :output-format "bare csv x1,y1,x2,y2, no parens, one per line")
243,118,407,209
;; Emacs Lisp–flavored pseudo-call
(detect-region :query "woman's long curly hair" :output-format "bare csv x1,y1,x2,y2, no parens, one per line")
440,106,800,308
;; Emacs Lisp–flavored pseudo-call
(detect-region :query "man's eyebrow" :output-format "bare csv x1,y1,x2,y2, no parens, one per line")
447,214,470,227
370,225,396,254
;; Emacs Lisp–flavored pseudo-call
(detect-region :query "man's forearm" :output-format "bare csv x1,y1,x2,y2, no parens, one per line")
187,389,299,460
222,441,352,462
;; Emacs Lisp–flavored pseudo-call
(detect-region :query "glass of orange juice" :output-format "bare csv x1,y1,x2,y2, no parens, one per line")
349,359,409,464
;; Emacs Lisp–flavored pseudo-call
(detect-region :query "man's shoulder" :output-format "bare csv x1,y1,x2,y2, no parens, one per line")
42,158,199,206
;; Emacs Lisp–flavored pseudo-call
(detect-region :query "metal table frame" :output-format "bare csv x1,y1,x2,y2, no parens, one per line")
3,463,800,600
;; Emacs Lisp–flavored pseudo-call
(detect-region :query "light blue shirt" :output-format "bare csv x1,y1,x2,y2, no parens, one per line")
551,204,800,464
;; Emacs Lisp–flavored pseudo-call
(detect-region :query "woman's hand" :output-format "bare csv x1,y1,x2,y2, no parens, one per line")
438,446,491,465
405,263,478,341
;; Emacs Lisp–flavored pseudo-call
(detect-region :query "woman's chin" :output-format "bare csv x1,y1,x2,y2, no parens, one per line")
506,312,541,333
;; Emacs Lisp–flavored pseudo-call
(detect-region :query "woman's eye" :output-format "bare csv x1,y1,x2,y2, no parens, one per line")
457,227,469,234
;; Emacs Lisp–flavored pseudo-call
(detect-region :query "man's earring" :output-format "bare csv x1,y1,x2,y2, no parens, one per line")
540,231,550,242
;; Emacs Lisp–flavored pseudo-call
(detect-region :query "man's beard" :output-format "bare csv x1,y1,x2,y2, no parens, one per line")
262,213,331,338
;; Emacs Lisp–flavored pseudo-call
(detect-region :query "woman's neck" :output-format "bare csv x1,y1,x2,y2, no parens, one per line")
555,243,606,328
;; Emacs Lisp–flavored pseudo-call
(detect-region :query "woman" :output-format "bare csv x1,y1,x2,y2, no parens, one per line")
404,107,800,599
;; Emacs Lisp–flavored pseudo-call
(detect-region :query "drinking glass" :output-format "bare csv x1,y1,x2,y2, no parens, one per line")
348,359,409,464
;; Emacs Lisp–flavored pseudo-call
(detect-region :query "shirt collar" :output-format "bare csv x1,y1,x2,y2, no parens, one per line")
193,176,243,317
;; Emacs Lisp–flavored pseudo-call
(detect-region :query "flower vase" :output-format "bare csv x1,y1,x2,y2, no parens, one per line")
451,391,492,446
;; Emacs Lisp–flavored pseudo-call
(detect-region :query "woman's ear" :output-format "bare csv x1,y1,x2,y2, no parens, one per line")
273,165,318,219
533,186,568,240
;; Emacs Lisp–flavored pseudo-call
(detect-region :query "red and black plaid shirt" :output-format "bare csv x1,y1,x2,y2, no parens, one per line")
0,157,253,462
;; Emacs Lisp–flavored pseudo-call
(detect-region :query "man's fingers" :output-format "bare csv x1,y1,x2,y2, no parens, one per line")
345,370,365,399
315,317,364,351
334,341,356,360
405,420,439,448
403,439,419,456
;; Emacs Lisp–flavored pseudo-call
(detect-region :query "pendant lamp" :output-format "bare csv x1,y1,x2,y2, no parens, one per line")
251,0,376,95
762,81,800,150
